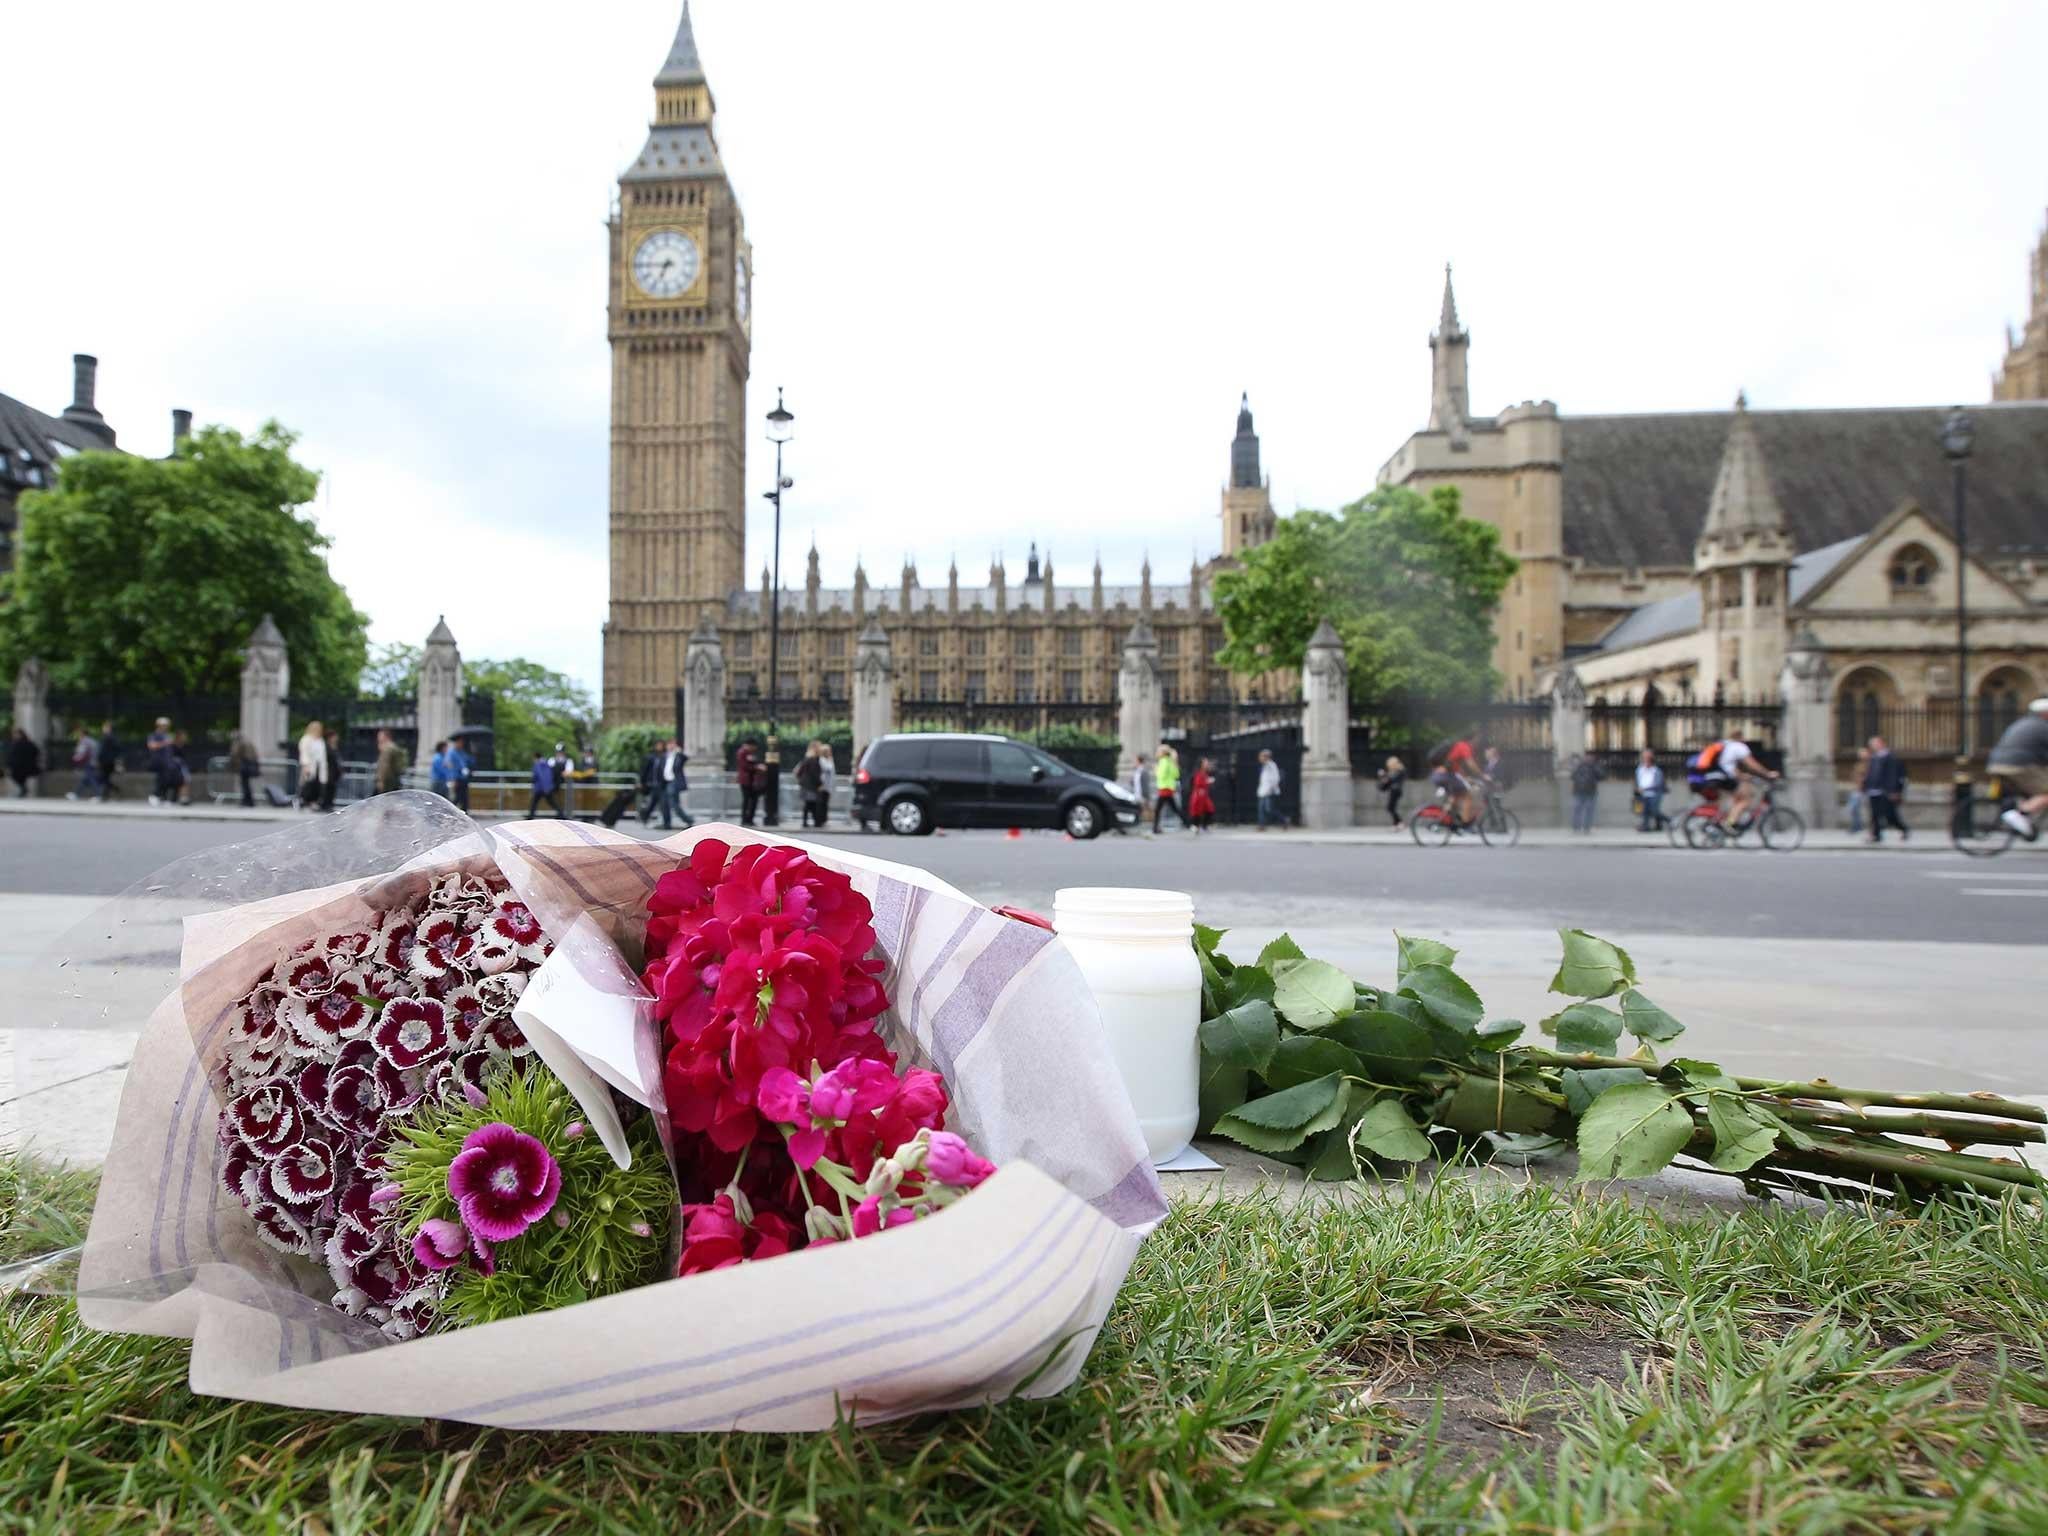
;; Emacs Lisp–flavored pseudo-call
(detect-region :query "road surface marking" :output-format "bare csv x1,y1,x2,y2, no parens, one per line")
1957,888,2048,898
1923,870,2048,881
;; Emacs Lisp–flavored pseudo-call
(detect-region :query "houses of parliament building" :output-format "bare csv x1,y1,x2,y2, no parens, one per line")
599,6,1270,725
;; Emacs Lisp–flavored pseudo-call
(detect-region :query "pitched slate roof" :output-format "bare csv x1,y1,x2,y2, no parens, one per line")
1591,537,1864,654
1560,402,2048,569
0,390,112,483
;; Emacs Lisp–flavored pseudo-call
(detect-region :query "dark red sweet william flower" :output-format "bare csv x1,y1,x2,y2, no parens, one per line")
373,998,451,1070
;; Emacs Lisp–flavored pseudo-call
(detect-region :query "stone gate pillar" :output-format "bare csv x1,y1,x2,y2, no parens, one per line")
239,615,290,755
851,619,895,766
1779,626,1833,830
1116,619,1162,781
418,616,463,759
13,659,50,784
1549,665,1588,824
1298,618,1353,828
683,618,727,766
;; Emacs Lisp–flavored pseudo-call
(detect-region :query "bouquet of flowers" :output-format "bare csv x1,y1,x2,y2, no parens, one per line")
49,804,1161,1430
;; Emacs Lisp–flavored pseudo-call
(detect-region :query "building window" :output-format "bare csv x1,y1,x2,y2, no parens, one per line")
1888,545,1937,593
1060,670,1083,702
733,632,753,658
734,671,757,698
1159,629,1179,656
967,633,987,656
1060,629,1082,656
918,633,939,657
777,674,797,700
966,670,986,703
826,633,845,658
1014,633,1034,659
1014,671,1037,703
1835,668,1890,751
918,669,938,696
823,671,845,700
1978,667,2031,748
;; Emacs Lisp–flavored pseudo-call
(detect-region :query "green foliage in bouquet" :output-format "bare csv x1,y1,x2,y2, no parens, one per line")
1196,926,2047,1204
384,1067,673,1328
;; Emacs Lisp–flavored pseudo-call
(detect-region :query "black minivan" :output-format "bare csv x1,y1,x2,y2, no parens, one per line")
852,733,1141,839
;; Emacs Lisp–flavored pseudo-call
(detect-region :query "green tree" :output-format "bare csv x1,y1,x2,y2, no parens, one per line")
360,641,421,698
1214,485,1517,699
463,657,595,769
0,423,368,697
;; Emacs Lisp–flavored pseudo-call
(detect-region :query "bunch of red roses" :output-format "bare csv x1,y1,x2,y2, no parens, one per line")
642,839,997,1274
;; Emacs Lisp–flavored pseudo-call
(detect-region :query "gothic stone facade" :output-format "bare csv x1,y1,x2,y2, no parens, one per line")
1993,208,2048,402
600,8,1274,725
1379,265,2048,735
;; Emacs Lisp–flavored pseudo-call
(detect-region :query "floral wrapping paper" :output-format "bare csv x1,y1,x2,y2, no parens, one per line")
70,814,1166,1430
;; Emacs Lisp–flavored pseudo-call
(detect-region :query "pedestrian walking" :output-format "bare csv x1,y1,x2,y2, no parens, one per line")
375,729,408,795
660,739,691,830
66,728,99,799
735,737,764,826
638,739,663,823
448,736,473,811
428,740,452,800
526,752,565,818
169,731,193,804
1151,743,1191,832
318,726,342,811
795,740,825,828
94,721,121,801
7,727,42,798
1129,753,1150,807
1570,752,1601,833
815,740,837,827
1376,756,1406,826
546,743,573,817
1188,757,1217,831
145,716,175,806
1633,748,1667,832
298,721,328,810
1863,735,1909,843
228,731,261,807
1256,749,1284,830
1843,747,1870,834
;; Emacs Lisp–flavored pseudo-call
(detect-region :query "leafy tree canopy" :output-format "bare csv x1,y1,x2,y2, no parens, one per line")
354,645,595,769
1213,485,1517,699
0,423,368,697
360,641,421,699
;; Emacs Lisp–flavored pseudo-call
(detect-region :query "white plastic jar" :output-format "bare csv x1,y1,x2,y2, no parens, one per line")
1052,886,1201,1166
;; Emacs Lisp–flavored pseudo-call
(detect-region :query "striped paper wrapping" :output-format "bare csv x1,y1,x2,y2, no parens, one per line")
76,821,1166,1430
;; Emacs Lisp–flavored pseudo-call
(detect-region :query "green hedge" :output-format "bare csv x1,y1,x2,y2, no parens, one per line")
595,722,668,776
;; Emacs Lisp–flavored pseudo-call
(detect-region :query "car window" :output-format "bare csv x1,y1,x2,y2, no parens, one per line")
927,740,985,775
1024,746,1066,776
868,739,928,774
988,743,1037,784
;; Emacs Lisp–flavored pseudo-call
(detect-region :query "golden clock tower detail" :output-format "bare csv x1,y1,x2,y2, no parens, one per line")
603,2,752,724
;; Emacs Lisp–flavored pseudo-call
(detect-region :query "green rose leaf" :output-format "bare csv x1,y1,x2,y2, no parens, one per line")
1225,964,1277,1010
1395,932,1459,982
1748,1102,1819,1153
1198,998,1280,1075
1663,1057,1740,1094
1399,963,1484,1036
1550,929,1637,999
1306,1104,1367,1182
1193,924,1228,957
1439,1073,1563,1135
1621,990,1686,1043
1486,1131,1569,1167
1706,1096,1779,1172
1575,1082,1695,1181
1562,1065,1649,1118
1212,1074,1349,1156
1544,1002,1624,1055
1264,1034,1364,1092
1353,1097,1433,1163
1258,934,1307,968
1198,1057,1248,1136
1327,1010,1437,1082
1271,958,1356,1031
1475,1017,1526,1051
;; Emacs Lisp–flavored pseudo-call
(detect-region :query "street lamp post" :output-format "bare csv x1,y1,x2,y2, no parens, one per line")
763,389,795,826
1940,406,1975,808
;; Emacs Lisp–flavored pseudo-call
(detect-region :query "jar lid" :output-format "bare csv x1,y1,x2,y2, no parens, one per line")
1052,887,1194,916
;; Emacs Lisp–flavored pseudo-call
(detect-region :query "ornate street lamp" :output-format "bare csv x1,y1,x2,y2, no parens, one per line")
1940,406,1975,807
762,390,795,825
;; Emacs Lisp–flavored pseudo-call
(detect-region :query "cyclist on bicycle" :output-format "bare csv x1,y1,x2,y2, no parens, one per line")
1988,697,2048,840
1427,736,1489,828
1688,737,1779,829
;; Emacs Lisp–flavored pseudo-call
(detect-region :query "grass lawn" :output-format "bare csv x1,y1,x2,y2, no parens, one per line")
3,1153,2045,1534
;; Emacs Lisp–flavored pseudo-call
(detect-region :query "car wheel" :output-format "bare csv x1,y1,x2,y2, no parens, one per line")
1064,800,1103,840
886,797,931,837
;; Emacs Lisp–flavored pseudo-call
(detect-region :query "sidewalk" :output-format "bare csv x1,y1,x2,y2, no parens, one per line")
4,792,2027,854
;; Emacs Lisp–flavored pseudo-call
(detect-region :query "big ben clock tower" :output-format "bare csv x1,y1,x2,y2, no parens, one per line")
602,2,752,724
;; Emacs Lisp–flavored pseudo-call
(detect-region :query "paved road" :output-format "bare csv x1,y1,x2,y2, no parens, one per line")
3,812,2042,944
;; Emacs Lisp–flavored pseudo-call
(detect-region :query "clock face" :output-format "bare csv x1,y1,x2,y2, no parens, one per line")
734,255,750,323
632,229,700,298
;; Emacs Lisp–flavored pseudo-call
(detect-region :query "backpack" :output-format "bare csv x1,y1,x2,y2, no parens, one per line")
1426,738,1456,769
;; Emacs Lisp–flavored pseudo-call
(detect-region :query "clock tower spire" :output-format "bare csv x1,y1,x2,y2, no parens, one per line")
602,1,753,725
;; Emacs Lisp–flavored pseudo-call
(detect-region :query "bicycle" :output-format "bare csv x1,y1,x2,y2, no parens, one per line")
1951,777,2036,858
1476,786,1521,846
1674,783,1805,851
1409,792,1493,846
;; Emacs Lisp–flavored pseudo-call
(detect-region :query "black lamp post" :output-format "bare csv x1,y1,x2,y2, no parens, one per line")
762,389,795,826
1940,406,1976,807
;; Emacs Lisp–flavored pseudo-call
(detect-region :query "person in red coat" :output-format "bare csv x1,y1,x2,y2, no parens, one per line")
1188,757,1217,832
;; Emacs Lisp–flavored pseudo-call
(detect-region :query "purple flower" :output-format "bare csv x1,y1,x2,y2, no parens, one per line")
373,998,450,1071
412,1218,468,1271
924,1131,997,1190
269,1136,340,1206
447,1122,561,1243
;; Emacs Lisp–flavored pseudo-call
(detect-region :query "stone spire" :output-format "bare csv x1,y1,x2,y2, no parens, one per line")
655,2,706,86
1024,541,1042,584
1230,394,1261,489
1139,554,1153,613
1428,263,1472,444
1698,392,1790,551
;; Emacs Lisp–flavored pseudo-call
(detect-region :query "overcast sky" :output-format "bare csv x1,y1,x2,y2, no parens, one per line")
8,2,2045,695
